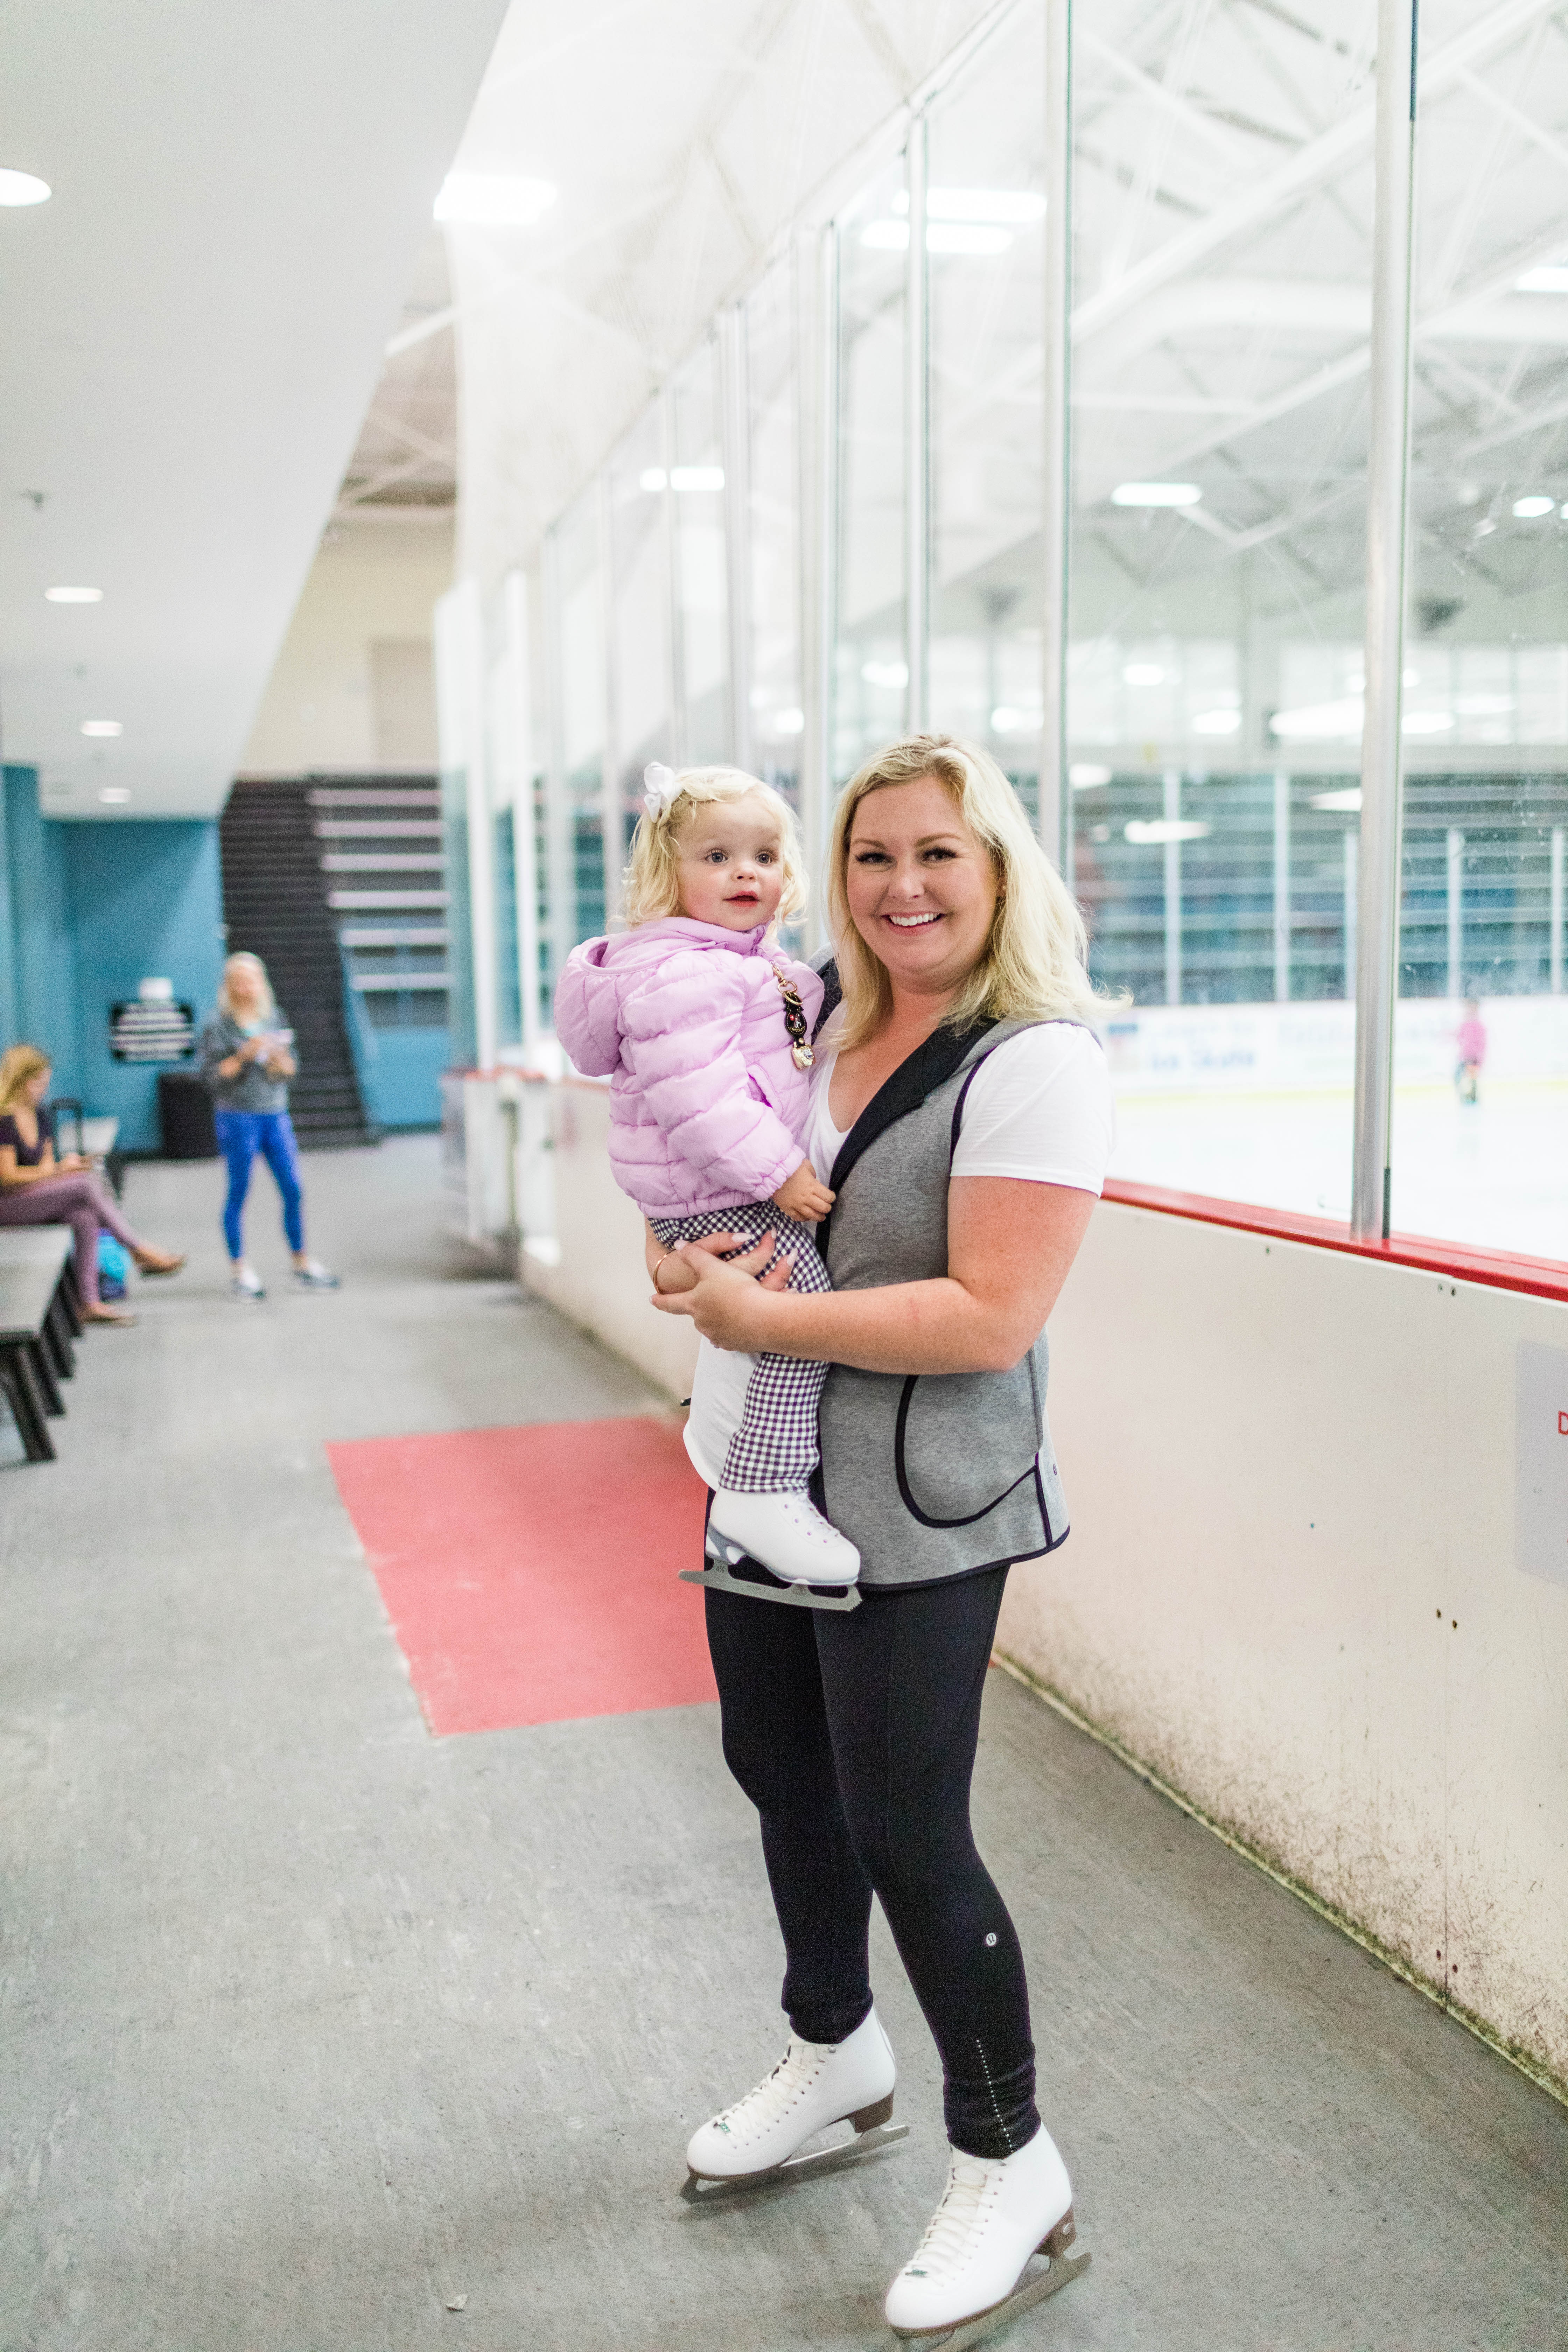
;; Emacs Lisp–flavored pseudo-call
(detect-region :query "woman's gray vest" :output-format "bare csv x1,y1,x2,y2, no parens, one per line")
813,995,1072,1590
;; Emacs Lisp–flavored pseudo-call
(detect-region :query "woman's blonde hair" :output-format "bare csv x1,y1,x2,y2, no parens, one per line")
826,734,1100,1048
218,952,275,1019
621,766,807,930
0,1044,52,1114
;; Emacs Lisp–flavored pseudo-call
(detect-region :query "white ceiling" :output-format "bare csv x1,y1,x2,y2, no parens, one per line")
0,0,509,820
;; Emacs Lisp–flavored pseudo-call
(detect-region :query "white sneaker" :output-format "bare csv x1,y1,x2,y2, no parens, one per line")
292,1260,340,1290
884,2124,1074,2336
708,1489,860,1586
229,1268,265,1302
686,2007,895,2183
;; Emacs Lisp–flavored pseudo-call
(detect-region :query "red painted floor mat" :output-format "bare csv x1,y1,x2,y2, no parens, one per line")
327,1416,716,1735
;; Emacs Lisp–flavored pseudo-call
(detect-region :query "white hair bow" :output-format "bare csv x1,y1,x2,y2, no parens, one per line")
642,762,676,818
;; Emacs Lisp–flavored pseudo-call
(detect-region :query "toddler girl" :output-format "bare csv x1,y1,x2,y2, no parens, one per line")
554,763,859,1590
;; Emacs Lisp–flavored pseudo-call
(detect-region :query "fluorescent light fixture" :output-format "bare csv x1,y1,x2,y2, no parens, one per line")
1125,819,1211,845
434,173,556,228
1192,708,1242,735
1310,788,1363,812
1270,698,1363,740
1512,494,1555,517
893,187,1046,224
860,218,1012,254
770,707,805,736
928,224,1011,255
1069,763,1113,788
990,705,1043,734
929,187,1045,224
1516,264,1568,293
1111,481,1201,508
1402,709,1455,734
861,659,909,690
1454,694,1513,716
80,719,122,737
46,585,104,603
97,786,132,804
0,168,51,206
640,465,723,493
1122,663,1165,685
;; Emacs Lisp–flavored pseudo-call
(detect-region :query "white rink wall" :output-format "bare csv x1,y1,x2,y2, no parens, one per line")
511,1075,1568,2095
1004,1204,1568,2095
517,1076,700,1405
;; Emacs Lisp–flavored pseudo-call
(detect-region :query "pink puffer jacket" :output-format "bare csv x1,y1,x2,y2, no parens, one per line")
554,918,825,1217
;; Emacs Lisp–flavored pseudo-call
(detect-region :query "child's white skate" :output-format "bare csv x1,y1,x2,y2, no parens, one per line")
686,1489,862,1612
883,2125,1090,2347
682,2008,907,2203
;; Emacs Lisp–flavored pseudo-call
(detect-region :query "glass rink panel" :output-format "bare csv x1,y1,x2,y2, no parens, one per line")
520,0,1568,1271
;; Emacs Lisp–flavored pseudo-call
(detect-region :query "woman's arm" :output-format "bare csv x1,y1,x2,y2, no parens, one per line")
651,1176,1096,1375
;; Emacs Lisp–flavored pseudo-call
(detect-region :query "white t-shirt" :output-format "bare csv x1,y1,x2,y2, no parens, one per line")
683,1021,1114,1488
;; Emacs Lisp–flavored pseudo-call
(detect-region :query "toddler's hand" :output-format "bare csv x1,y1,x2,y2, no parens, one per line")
772,1162,835,1224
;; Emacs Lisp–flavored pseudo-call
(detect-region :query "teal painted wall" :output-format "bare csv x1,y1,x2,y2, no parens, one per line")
1,766,226,1150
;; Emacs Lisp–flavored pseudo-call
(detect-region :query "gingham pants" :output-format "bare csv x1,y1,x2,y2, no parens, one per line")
650,1202,832,1493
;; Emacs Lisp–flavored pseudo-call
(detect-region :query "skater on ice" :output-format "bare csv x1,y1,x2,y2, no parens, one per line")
554,761,861,1593
650,735,1113,2344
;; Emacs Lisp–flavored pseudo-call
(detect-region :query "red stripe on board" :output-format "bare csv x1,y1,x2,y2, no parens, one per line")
327,1416,716,1735
1102,1177,1568,1304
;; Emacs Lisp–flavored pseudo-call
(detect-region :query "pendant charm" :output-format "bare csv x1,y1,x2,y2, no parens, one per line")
791,1043,814,1070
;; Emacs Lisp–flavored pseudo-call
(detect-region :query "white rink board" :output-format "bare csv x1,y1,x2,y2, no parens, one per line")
1001,1202,1568,2091
513,1072,1568,2093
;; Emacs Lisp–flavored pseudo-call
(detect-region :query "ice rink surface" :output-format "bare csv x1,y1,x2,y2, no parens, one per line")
1111,1081,1568,1260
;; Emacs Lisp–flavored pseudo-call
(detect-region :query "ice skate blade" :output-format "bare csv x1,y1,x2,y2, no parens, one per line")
680,1558,861,1612
889,2248,1091,2349
681,2120,908,2204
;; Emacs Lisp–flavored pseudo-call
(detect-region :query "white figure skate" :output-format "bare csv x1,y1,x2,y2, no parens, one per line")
884,2124,1090,2346
682,2008,906,2203
683,1489,862,1613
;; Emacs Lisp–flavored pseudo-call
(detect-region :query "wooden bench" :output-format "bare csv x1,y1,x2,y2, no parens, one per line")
0,1229,77,1462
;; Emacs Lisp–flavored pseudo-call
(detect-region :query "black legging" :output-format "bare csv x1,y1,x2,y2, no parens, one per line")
705,1563,1038,2160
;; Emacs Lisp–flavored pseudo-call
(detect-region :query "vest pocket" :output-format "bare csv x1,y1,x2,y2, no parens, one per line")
892,1371,1044,1530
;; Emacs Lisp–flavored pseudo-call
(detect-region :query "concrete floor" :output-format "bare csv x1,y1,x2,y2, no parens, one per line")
2,1136,1565,2352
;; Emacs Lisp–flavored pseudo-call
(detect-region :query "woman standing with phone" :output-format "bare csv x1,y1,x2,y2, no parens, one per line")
196,953,338,1301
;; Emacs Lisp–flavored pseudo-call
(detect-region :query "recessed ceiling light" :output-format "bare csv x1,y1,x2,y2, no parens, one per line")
1512,494,1555,518
990,705,1043,734
1515,265,1568,293
98,786,132,804
0,168,51,207
45,584,103,603
434,173,556,227
80,719,122,737
1069,763,1113,788
1112,481,1202,508
1192,708,1242,734
670,464,724,493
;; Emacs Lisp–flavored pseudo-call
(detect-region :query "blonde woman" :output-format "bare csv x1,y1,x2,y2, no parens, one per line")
554,761,857,1587
195,953,337,1301
0,1045,184,1326
651,738,1112,2342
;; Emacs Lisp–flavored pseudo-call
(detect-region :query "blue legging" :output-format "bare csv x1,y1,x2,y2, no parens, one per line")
215,1110,304,1258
